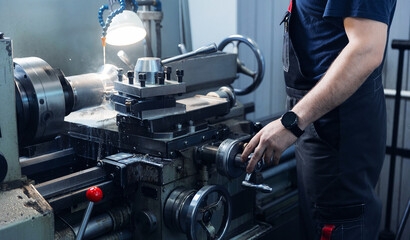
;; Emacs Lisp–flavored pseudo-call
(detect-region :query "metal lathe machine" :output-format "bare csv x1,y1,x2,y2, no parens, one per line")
0,14,297,240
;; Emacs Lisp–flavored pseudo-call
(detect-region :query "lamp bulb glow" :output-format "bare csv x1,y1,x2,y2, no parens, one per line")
105,10,147,46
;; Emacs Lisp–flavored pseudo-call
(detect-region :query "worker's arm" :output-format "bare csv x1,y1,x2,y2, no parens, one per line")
242,17,388,173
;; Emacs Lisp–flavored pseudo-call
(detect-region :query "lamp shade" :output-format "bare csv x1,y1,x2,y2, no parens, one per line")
106,10,147,46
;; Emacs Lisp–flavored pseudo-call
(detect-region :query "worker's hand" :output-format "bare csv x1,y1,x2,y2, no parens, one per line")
241,119,297,173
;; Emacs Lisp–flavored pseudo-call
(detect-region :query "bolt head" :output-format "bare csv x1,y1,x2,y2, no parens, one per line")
176,69,184,76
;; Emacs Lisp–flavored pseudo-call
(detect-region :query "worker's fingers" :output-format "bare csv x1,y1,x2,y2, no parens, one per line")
263,148,274,166
246,145,265,173
273,150,283,165
241,133,261,162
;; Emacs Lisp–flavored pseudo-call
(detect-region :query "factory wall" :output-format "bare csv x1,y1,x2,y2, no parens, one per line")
188,0,237,50
234,0,410,237
236,0,289,120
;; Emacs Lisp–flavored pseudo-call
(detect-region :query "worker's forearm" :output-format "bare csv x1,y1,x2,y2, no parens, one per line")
291,41,383,130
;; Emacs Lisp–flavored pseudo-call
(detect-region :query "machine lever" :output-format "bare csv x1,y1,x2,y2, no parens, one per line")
240,151,272,193
234,153,265,171
178,43,188,54
76,186,103,240
161,43,217,65
242,173,273,193
117,50,134,70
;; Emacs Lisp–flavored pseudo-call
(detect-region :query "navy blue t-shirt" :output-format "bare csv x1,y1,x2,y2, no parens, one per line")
288,0,397,88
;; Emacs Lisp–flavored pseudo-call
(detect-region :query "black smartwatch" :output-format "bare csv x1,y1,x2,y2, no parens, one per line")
281,111,304,137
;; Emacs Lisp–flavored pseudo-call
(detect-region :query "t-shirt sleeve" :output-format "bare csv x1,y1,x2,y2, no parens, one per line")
323,0,396,27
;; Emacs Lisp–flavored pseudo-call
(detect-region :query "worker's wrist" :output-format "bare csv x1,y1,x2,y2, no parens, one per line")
291,108,309,131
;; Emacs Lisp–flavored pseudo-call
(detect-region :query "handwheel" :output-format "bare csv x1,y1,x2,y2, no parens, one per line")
164,185,232,240
216,137,250,179
218,35,265,96
186,185,232,240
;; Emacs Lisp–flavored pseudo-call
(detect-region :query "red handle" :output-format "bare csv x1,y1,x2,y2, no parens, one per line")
86,186,103,203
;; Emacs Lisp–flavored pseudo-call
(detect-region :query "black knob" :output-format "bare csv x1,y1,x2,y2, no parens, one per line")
157,72,165,85
176,69,184,83
117,68,124,82
0,32,4,39
139,73,147,87
127,71,134,84
164,66,172,80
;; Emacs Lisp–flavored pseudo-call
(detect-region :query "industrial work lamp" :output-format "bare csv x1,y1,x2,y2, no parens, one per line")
105,10,147,46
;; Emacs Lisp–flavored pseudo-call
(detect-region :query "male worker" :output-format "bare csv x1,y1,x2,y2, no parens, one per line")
241,0,397,239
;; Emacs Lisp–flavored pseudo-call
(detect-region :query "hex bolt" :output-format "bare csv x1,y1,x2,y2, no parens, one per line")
164,66,172,80
176,69,184,83
157,72,165,85
139,72,147,87
127,71,134,84
117,68,124,82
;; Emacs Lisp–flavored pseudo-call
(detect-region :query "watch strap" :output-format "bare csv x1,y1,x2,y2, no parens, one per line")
289,125,304,138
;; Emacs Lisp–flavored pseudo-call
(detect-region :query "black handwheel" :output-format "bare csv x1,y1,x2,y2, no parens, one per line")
164,185,232,240
186,185,232,240
216,137,251,179
218,35,265,96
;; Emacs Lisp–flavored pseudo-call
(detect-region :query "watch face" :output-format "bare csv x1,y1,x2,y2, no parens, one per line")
281,111,297,128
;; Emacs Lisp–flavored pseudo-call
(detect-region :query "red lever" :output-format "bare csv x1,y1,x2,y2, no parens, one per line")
77,187,103,240
86,186,103,203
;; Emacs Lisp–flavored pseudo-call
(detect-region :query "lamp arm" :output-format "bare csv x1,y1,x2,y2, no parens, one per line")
98,0,127,37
